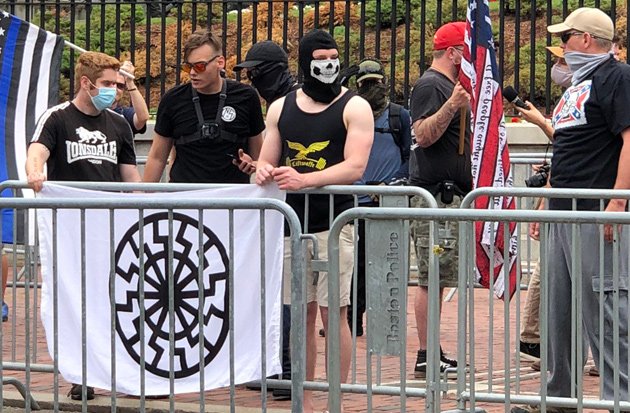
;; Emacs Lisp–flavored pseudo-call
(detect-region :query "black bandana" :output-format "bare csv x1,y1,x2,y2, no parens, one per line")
358,80,389,117
252,61,297,105
299,30,342,103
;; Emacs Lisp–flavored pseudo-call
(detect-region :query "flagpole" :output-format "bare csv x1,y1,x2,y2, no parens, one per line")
458,107,466,155
64,39,135,80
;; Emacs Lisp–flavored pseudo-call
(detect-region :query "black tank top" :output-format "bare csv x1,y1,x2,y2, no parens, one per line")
278,90,355,234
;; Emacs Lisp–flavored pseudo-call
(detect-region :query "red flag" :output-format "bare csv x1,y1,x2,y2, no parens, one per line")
459,0,518,299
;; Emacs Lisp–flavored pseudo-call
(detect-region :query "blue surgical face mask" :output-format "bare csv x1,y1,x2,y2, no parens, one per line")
89,83,117,111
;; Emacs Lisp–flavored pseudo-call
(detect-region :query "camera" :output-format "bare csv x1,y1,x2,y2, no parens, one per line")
525,163,550,188
201,122,219,140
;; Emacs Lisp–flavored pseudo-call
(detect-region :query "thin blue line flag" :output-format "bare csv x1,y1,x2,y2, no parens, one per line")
0,10,64,244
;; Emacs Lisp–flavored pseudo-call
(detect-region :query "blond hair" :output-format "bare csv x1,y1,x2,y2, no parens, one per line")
74,51,120,91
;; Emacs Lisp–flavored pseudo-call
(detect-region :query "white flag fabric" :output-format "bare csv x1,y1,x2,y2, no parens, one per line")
37,183,286,395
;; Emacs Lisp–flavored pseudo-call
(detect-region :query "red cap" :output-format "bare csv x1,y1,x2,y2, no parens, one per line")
433,22,466,50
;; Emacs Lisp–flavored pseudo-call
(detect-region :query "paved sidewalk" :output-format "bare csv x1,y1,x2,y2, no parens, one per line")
1,280,603,412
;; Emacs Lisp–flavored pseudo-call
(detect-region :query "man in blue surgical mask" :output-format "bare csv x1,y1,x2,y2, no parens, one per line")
26,51,141,193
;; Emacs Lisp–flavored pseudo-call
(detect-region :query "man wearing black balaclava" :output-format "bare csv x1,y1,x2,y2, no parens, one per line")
255,29,374,413
235,40,298,402
234,40,299,107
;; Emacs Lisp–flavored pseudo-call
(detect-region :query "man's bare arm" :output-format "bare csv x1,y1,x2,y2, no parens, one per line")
119,164,142,183
143,132,174,182
413,103,459,148
25,142,50,192
414,82,470,148
516,102,555,141
255,97,284,186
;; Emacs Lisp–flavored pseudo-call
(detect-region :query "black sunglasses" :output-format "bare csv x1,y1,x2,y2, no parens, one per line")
182,55,221,74
560,31,583,43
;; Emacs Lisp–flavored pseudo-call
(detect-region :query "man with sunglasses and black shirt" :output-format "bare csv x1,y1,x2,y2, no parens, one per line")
143,30,265,183
111,60,150,136
511,8,630,413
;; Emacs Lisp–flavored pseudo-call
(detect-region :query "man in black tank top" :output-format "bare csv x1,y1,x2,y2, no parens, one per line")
256,30,374,413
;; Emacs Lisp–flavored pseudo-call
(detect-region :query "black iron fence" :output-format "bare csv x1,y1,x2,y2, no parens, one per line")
1,0,628,113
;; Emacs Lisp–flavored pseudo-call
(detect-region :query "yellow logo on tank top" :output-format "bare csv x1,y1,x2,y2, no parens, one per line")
285,140,330,170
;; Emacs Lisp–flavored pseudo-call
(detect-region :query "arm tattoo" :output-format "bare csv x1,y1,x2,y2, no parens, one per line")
415,102,458,147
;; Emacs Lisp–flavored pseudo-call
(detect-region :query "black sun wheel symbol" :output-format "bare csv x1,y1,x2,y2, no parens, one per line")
113,212,229,379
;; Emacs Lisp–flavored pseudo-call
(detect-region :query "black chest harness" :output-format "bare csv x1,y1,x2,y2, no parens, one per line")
177,79,242,145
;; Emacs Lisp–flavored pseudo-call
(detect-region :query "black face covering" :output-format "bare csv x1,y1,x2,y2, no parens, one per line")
358,80,389,117
299,30,342,103
251,61,297,105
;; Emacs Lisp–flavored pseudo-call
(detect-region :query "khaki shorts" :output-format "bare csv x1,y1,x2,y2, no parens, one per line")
283,225,354,307
410,194,461,288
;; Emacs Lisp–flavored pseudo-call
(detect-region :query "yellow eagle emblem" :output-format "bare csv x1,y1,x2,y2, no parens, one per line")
287,140,330,160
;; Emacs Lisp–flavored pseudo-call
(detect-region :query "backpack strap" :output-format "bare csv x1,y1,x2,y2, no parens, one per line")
373,103,407,163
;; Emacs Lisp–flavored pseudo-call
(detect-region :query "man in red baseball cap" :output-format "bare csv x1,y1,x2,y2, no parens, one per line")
408,21,472,379
433,21,466,51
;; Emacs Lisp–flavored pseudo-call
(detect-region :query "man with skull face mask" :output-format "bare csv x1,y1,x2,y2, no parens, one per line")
256,29,373,413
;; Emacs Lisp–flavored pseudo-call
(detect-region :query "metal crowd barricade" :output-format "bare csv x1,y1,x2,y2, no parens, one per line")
0,188,307,413
455,187,630,413
321,201,630,412
0,180,438,412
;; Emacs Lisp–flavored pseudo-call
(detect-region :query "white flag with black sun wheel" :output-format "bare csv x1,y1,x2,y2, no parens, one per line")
37,183,286,395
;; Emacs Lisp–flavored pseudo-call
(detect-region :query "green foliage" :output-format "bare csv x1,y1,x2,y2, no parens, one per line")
364,0,467,28
36,5,145,74
504,42,564,107
502,0,546,18
505,0,612,18
71,5,146,56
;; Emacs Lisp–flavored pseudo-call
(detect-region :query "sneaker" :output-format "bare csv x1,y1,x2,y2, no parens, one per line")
588,365,599,376
245,379,272,391
271,373,291,401
519,341,540,361
319,328,325,337
2,302,7,322
68,383,94,401
414,348,457,379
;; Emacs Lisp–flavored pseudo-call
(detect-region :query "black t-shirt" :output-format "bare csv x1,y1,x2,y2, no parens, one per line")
278,90,355,234
550,57,630,210
31,102,136,182
155,81,265,183
409,68,472,193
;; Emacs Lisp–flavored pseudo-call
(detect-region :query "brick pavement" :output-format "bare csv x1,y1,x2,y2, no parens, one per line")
1,278,605,413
